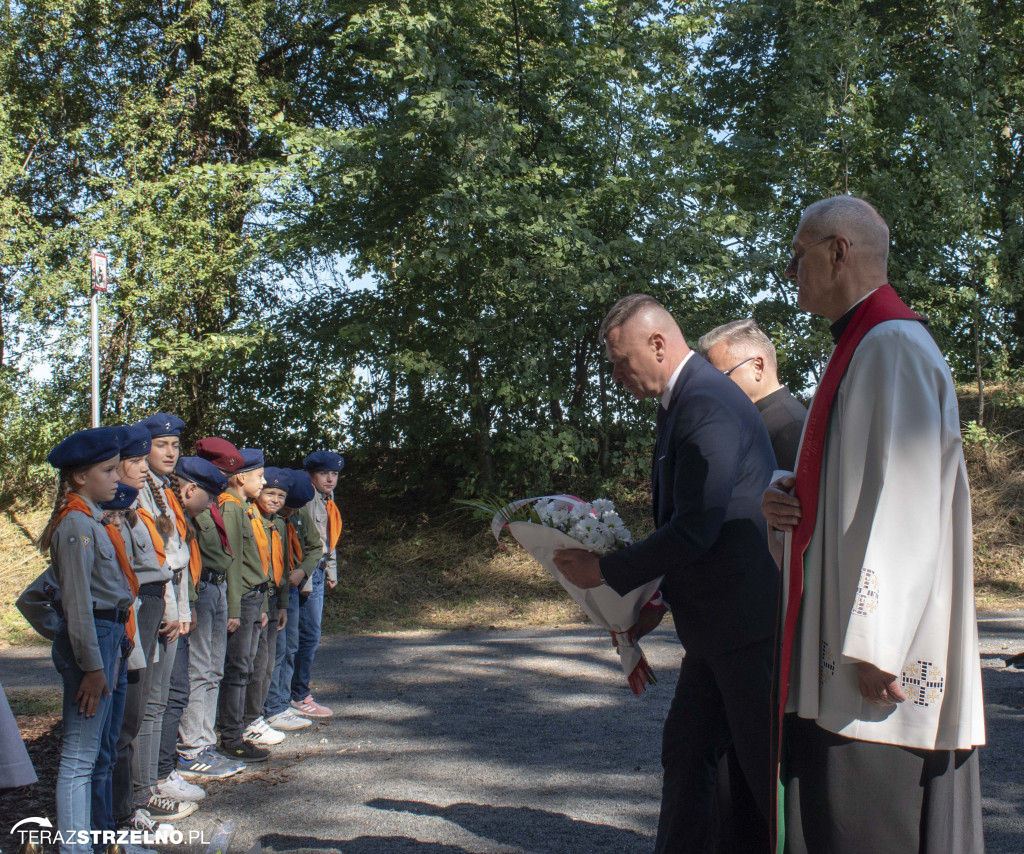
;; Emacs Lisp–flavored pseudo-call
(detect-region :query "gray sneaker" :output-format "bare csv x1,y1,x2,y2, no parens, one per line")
177,748,245,779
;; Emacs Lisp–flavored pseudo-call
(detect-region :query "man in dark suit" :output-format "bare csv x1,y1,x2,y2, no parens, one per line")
554,295,779,853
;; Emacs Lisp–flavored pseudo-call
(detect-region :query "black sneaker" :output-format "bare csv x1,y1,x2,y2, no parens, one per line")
218,738,270,762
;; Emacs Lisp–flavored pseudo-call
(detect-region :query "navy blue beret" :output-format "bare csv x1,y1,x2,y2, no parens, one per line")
237,448,265,473
302,450,345,473
100,482,139,511
47,426,129,470
176,456,227,497
285,470,316,508
119,424,152,458
138,412,185,439
262,467,292,493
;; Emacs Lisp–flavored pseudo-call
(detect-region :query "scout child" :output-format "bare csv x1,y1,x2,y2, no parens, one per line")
242,467,292,746
291,451,344,719
215,447,272,762
176,440,246,779
150,452,228,801
111,424,195,826
35,427,139,854
263,469,320,731
134,414,195,809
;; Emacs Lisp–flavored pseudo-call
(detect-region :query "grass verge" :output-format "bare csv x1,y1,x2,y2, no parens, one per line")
2,385,1024,648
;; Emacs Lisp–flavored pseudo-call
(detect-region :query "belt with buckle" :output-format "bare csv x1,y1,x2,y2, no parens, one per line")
55,602,131,624
201,570,226,585
138,581,167,597
251,582,269,595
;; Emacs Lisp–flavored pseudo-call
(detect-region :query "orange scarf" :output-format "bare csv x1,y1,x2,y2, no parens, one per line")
326,498,342,551
135,506,167,567
219,492,270,579
53,493,139,647
286,520,302,572
164,486,188,540
164,485,201,587
269,522,284,585
105,524,140,648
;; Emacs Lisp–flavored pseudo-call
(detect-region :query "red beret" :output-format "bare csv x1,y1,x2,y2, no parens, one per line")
195,437,243,474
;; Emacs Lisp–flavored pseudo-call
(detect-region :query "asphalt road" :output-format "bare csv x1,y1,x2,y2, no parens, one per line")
3,614,1023,853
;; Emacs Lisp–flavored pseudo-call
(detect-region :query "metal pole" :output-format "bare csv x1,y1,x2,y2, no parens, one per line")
91,287,100,427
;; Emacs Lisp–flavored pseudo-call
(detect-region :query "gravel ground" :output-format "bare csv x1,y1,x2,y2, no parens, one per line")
3,614,1023,854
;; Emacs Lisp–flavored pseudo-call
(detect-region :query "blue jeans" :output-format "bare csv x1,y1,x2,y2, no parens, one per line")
53,618,126,854
264,586,300,717
290,567,324,701
93,654,128,835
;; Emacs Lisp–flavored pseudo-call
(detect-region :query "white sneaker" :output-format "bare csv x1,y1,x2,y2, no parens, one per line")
120,808,175,840
243,716,286,745
265,709,313,731
156,769,207,801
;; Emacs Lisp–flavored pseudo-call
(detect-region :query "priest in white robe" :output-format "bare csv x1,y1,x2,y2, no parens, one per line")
763,195,985,854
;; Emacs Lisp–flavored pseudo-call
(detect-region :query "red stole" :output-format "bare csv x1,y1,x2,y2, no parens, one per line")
772,285,923,848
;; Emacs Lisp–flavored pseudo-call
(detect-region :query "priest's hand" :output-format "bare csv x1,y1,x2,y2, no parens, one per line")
762,475,802,532
856,661,907,706
553,548,603,588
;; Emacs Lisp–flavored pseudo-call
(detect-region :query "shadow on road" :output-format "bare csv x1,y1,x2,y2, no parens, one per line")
366,798,650,851
261,834,473,853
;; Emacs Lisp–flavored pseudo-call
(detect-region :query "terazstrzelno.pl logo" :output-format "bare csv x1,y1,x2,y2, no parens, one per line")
9,816,207,848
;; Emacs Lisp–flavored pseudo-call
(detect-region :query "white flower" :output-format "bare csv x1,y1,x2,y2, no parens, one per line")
568,502,593,524
533,499,554,523
570,518,616,553
549,508,571,531
601,511,632,545
591,498,615,516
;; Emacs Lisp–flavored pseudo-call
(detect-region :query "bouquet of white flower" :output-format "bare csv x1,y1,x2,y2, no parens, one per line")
470,494,662,695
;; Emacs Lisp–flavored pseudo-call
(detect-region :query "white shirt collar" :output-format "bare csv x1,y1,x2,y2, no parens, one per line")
845,287,880,316
660,350,695,410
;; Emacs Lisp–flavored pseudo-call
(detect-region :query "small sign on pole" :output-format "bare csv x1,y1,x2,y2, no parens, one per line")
90,249,108,292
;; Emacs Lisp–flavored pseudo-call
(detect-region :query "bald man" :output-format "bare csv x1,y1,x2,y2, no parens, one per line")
763,197,985,853
554,295,779,854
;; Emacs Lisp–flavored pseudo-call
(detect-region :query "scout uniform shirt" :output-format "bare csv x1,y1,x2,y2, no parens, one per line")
50,495,134,672
138,478,190,624
219,488,271,619
305,490,342,591
263,512,290,609
126,502,172,589
285,506,322,590
194,506,232,581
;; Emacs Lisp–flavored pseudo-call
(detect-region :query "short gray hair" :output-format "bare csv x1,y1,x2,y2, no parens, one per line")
598,294,667,343
800,195,890,264
697,318,778,373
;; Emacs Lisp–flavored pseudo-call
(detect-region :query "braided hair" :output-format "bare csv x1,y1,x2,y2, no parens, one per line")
147,472,175,538
35,472,74,555
167,470,198,544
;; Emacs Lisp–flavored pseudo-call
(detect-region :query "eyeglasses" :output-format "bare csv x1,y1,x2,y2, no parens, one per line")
723,356,756,376
786,234,840,270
